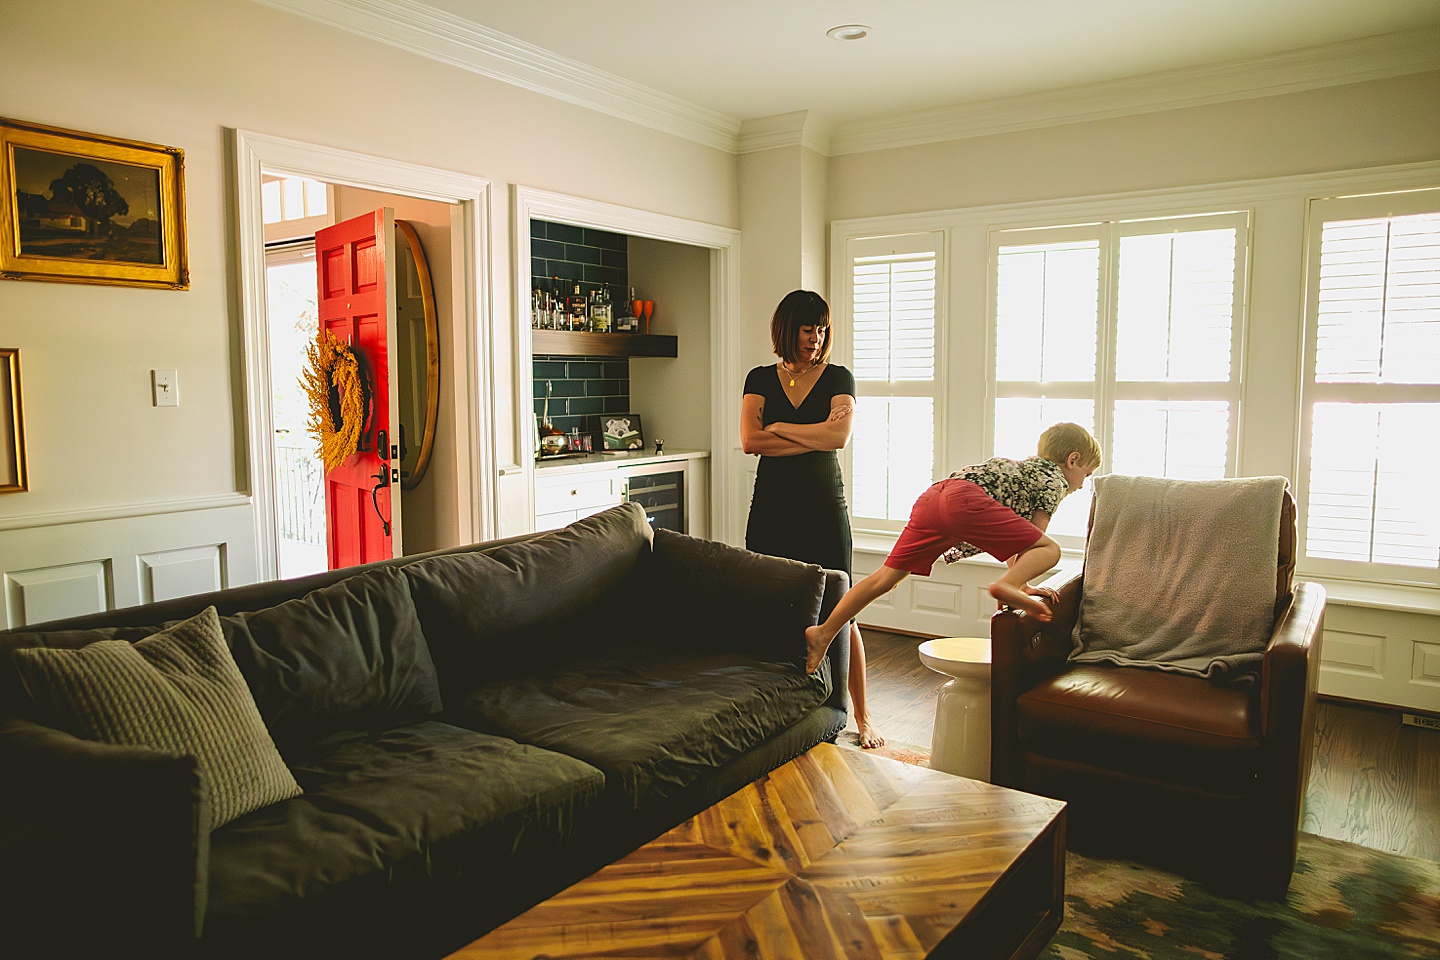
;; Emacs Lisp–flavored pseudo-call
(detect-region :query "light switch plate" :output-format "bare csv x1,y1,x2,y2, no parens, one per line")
152,369,179,407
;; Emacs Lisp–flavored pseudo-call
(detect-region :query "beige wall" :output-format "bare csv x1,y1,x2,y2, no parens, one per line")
0,0,734,555
829,71,1440,221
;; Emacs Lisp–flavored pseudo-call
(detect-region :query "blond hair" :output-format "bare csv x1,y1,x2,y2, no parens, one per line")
1038,422,1102,469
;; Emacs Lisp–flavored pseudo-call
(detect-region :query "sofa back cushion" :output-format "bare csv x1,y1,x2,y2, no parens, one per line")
219,565,442,758
404,503,653,693
650,529,826,661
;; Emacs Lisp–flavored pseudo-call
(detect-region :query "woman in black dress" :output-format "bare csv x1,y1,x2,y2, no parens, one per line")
740,290,884,749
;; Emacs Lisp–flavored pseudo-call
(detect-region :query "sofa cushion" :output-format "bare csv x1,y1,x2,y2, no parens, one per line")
202,720,605,955
218,565,442,759
404,503,653,695
651,528,827,661
11,607,301,829
458,648,829,811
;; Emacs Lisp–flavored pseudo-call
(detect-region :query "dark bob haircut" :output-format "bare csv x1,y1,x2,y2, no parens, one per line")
770,289,832,365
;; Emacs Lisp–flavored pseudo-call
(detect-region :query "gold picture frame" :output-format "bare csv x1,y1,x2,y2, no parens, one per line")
1,348,27,494
0,117,187,289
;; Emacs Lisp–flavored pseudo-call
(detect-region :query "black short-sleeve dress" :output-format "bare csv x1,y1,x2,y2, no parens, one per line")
743,363,857,582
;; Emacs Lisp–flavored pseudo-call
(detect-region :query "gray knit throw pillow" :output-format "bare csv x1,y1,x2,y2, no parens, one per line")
14,606,301,829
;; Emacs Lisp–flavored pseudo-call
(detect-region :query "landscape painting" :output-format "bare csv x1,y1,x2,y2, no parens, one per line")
1,118,188,288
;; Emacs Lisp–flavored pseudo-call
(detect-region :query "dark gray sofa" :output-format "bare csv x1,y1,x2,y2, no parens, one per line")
0,503,850,959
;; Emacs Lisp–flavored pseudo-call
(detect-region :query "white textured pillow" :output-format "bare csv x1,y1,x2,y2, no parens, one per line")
14,606,301,828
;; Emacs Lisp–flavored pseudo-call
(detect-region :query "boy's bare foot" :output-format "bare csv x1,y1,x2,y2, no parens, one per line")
803,625,831,674
856,720,885,750
989,580,1053,621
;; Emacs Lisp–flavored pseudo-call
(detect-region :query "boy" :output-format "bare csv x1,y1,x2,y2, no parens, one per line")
803,422,1101,673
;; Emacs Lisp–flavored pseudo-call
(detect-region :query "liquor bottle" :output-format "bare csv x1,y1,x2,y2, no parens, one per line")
569,283,589,332
593,285,612,333
549,277,563,330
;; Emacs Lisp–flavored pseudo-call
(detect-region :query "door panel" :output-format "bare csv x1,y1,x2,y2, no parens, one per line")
315,208,401,569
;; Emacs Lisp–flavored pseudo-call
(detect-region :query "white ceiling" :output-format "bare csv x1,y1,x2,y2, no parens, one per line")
259,0,1440,151
416,0,1440,124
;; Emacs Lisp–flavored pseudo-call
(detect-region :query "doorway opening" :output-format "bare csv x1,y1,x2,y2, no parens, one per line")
265,238,326,579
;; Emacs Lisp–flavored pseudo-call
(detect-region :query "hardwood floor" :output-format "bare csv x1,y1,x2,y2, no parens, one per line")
847,626,1440,863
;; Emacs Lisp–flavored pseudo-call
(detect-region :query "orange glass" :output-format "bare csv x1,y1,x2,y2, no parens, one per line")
642,300,654,334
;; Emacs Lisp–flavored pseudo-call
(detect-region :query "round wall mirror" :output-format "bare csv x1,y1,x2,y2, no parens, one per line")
394,219,439,489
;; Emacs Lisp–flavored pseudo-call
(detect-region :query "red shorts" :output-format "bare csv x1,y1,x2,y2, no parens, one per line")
884,479,1045,576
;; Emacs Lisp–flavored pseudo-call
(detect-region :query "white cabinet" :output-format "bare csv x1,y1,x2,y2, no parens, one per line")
532,450,710,537
533,469,624,532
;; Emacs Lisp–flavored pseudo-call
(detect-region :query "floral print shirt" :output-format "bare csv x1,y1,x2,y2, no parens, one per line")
940,456,1070,563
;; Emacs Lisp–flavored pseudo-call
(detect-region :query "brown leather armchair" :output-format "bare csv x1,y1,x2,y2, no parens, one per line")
990,491,1325,897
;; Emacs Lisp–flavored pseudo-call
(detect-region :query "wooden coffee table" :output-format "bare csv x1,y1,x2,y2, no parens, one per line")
445,742,1066,959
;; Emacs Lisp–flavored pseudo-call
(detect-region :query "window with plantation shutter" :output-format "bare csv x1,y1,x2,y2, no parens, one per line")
1301,192,1440,581
847,233,942,529
990,213,1246,543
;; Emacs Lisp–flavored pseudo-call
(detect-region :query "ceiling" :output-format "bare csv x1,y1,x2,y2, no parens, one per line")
260,0,1440,151
415,0,1440,124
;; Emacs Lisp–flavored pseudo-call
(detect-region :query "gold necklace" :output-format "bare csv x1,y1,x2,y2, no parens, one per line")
780,361,815,387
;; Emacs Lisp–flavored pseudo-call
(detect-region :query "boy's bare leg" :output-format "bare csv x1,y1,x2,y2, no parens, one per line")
847,622,885,749
988,538,1062,621
804,565,909,673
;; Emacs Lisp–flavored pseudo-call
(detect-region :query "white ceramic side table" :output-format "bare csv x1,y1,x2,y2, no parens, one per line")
917,637,992,781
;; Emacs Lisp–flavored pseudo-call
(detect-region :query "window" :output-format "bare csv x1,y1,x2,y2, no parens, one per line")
847,232,943,530
1300,190,1440,583
990,213,1247,541
261,174,333,244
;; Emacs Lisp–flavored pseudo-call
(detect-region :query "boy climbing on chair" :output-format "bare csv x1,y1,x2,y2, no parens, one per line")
804,422,1102,674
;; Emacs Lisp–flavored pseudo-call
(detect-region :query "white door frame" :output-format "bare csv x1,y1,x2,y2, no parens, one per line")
509,186,743,542
233,129,495,579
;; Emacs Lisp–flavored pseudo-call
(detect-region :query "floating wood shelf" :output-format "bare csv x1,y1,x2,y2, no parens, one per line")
532,329,677,358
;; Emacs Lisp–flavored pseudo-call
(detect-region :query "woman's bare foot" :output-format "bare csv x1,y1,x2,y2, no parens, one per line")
856,720,885,749
803,625,832,674
989,580,1053,621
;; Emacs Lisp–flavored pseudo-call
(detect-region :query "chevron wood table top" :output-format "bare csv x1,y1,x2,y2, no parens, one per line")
447,742,1067,960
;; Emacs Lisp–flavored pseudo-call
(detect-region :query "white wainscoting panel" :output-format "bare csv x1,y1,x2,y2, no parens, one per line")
1413,640,1440,690
1317,627,1386,680
0,497,257,629
853,548,999,640
138,545,228,605
4,561,111,628
1314,603,1439,714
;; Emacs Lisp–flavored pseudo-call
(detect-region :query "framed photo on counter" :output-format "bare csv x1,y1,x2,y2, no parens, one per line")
594,413,644,452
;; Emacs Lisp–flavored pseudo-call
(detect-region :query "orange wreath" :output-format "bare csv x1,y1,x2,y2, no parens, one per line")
302,329,369,473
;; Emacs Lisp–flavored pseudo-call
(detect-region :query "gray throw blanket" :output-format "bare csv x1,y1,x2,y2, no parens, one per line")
1071,474,1288,680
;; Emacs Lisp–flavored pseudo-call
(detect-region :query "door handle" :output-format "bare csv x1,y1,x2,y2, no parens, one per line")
371,466,392,537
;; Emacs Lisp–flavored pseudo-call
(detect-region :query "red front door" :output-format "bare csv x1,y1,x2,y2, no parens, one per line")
315,208,400,569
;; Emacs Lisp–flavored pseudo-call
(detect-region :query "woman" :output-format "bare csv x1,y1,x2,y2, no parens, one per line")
741,289,884,749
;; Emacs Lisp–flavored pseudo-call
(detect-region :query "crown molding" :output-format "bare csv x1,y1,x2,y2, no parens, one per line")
250,2,1438,157
250,0,741,151
829,25,1440,156
737,111,834,155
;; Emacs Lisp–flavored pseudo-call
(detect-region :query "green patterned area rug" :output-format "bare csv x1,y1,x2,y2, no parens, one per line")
1047,833,1440,959
840,740,1439,958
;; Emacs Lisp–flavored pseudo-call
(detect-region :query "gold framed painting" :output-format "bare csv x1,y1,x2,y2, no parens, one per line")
0,117,188,289
1,348,26,494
